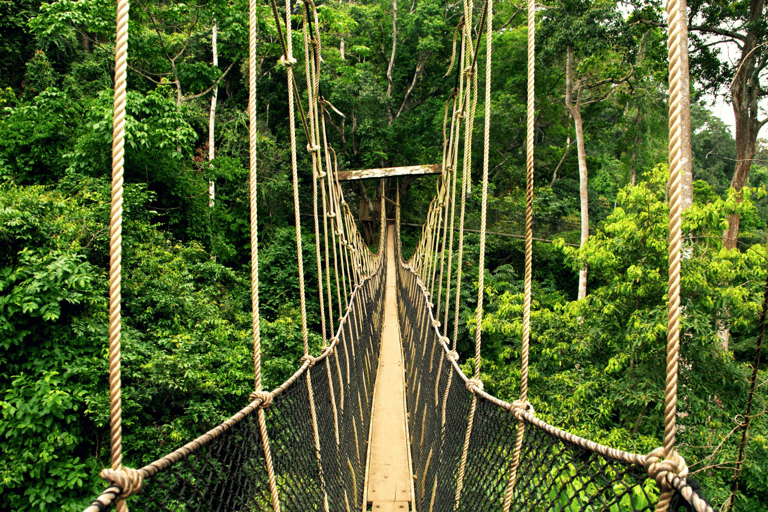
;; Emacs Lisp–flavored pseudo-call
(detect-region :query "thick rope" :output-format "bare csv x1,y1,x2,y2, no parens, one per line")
502,0,535,506
282,0,311,357
249,1,280,509
652,0,692,509
104,0,138,508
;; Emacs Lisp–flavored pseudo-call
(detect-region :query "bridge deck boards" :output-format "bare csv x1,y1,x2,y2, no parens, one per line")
364,226,413,510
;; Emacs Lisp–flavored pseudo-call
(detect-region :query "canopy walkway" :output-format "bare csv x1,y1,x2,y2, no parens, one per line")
82,0,716,509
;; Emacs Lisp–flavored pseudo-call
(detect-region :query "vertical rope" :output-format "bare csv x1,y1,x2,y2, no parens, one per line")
250,1,280,509
652,0,692,509
503,0,534,506
107,0,129,507
283,0,311,356
474,0,492,382
455,2,490,507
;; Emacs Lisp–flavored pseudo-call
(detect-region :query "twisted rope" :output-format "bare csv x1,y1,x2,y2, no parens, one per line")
503,0,535,507
249,1,280,509
654,0,691,508
106,0,130,508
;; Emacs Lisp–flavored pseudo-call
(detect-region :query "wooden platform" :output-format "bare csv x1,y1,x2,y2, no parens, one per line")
364,226,414,510
337,164,441,181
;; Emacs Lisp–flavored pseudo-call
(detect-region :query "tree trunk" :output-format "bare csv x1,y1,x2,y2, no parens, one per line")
630,107,640,187
723,0,765,250
208,22,218,209
566,47,589,300
386,0,397,125
678,12,694,211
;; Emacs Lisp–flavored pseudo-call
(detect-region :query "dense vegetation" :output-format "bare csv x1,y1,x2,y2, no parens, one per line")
0,0,766,510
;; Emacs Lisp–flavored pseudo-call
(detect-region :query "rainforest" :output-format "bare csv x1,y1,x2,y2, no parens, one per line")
0,0,767,510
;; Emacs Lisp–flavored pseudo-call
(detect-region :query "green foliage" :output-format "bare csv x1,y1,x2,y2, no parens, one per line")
0,88,81,185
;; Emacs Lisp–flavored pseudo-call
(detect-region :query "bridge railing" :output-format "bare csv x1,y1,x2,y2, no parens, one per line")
84,230,387,512
395,228,713,512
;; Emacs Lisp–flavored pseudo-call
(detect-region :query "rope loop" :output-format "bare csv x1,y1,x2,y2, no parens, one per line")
510,399,535,417
644,447,688,488
466,377,484,392
300,354,317,367
99,467,143,498
279,54,297,67
249,390,275,408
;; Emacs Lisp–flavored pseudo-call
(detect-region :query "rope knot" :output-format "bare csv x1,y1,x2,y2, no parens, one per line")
446,350,459,362
463,66,475,78
279,55,297,67
644,448,688,488
432,319,441,329
300,354,317,367
99,467,143,498
328,336,339,348
438,336,450,346
466,377,483,392
249,390,275,408
510,399,535,417
307,143,321,153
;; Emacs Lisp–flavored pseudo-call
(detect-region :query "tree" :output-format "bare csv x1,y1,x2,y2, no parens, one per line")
638,0,768,249
540,0,635,298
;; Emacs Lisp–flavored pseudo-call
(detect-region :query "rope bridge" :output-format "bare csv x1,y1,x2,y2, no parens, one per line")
82,0,717,509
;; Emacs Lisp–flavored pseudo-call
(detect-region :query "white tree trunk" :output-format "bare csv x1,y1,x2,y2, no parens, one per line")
208,22,218,208
574,107,589,300
566,47,589,300
386,0,397,125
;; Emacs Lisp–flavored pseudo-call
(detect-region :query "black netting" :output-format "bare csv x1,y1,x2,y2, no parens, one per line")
130,411,271,511
508,422,656,512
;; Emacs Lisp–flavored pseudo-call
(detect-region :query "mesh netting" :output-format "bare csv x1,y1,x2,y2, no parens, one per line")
130,410,272,511
396,257,714,512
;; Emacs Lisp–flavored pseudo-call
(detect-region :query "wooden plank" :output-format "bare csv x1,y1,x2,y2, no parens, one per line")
337,164,441,181
365,225,413,509
370,502,410,511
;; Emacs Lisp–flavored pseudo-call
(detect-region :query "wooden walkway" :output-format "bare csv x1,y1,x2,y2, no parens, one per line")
364,225,414,511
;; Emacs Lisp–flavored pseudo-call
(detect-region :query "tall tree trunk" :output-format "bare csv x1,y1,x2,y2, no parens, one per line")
678,13,694,211
566,47,589,300
723,0,766,250
386,0,397,125
208,22,218,208
630,107,640,187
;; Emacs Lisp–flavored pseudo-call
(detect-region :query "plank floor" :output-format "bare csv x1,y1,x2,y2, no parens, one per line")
364,225,413,510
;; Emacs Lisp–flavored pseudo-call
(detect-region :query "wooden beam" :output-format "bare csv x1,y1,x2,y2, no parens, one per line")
337,164,441,181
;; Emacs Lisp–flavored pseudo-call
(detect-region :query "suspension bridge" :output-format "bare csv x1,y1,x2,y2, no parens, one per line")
81,0,715,509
